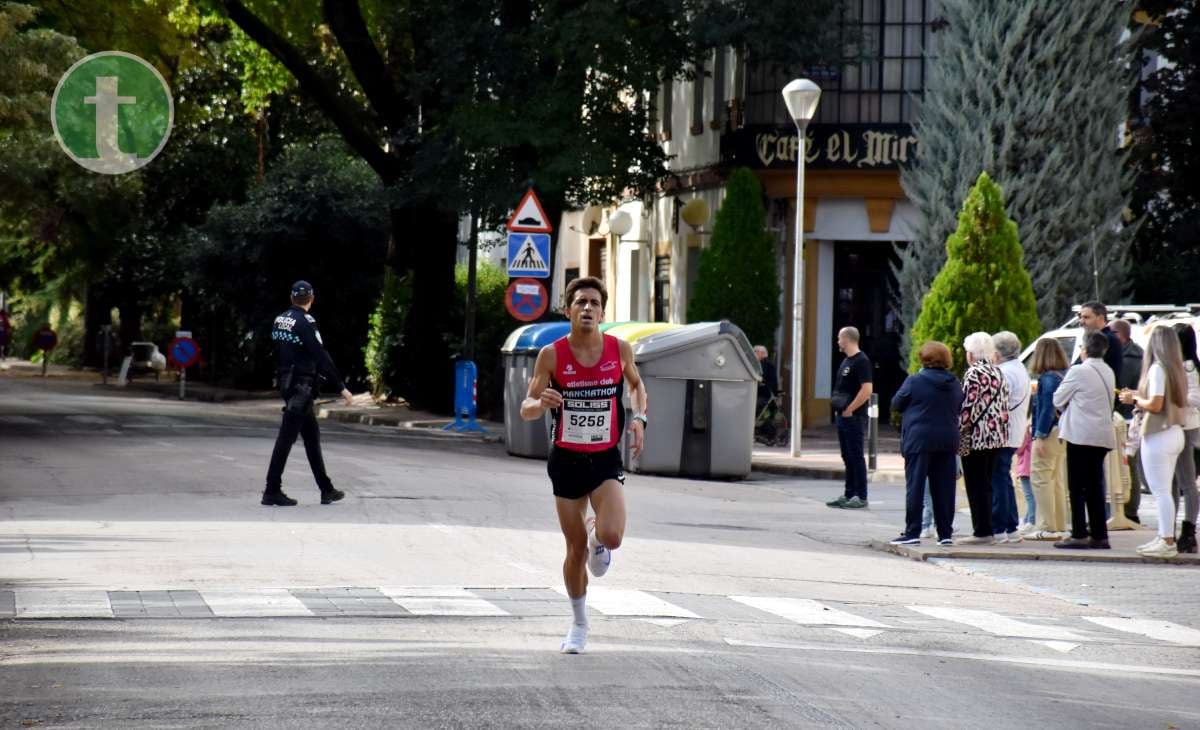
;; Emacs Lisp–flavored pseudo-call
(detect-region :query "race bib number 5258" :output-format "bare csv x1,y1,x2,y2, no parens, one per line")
563,400,612,444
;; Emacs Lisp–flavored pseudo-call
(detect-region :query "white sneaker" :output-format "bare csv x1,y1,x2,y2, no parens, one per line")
920,527,935,539
1137,537,1161,551
1006,531,1023,543
1138,538,1178,558
560,623,588,654
993,533,1009,544
586,517,612,578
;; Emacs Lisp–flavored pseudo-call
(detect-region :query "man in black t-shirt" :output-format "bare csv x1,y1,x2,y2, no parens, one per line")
827,326,873,509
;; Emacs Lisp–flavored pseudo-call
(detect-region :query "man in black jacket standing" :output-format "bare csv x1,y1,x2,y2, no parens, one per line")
262,281,353,506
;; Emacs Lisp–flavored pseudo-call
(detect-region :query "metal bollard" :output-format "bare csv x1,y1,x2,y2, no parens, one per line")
868,393,879,472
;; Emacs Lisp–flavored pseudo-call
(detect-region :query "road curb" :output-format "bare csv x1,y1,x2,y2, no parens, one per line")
753,461,905,485
868,538,1200,565
320,408,504,443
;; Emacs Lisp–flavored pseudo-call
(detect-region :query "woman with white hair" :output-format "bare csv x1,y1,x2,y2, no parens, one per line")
1120,326,1190,558
957,332,1011,544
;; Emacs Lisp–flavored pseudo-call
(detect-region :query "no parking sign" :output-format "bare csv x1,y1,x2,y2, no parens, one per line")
505,278,548,322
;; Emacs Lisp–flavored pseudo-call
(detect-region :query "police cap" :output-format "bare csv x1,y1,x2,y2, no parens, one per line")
290,280,314,297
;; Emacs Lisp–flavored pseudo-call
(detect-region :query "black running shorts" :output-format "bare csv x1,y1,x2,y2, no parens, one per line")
547,446,625,500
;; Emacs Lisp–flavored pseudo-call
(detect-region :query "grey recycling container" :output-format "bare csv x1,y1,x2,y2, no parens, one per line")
501,321,571,457
630,322,761,478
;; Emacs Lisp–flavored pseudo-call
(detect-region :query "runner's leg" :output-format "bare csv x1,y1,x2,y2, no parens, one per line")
555,495,590,653
588,479,626,550
555,496,591,596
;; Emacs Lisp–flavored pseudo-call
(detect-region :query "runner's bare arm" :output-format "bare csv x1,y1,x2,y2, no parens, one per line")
620,340,648,417
620,340,647,458
520,345,562,420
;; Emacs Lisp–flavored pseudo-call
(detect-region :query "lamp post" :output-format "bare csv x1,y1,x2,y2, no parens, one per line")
781,79,820,458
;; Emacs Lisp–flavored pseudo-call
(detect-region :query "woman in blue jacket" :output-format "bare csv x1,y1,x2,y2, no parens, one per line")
890,341,965,546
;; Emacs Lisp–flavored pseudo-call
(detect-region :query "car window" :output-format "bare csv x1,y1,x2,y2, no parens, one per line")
1057,337,1077,361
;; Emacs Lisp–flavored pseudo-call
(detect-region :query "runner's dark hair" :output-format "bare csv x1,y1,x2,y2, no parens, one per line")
564,276,607,309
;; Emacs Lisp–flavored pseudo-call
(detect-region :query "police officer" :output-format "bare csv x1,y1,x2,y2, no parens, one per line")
262,280,353,506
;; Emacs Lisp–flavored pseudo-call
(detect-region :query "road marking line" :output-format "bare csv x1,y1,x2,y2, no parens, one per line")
731,596,891,635
378,587,509,616
1037,641,1080,653
200,589,311,617
392,597,509,616
15,590,113,619
379,587,475,598
907,606,1088,643
723,638,1200,679
553,587,699,618
1084,617,1200,646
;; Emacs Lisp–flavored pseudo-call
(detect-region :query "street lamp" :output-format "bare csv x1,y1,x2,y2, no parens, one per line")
781,78,820,458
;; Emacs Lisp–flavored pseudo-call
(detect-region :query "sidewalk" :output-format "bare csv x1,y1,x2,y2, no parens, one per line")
320,400,504,443
752,424,905,484
1,359,276,402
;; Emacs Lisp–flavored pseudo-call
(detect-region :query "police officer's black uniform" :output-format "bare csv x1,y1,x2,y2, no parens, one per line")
263,281,346,506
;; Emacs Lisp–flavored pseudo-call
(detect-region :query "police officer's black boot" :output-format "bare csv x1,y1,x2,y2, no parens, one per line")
262,487,298,506
320,486,345,505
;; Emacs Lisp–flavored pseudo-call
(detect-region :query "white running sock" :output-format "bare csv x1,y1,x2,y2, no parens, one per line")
570,595,588,627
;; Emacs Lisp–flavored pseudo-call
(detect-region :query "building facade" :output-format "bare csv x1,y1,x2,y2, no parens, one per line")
545,0,944,427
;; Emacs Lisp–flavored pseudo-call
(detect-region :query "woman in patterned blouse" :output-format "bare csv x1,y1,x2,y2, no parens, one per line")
957,332,1011,544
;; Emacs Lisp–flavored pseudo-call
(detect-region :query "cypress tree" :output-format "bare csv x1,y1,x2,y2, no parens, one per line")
898,0,1137,360
908,172,1041,376
687,167,781,349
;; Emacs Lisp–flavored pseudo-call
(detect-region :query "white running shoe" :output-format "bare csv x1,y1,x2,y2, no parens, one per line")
920,527,935,539
1137,536,1161,551
1006,531,1023,543
586,516,611,578
560,623,588,654
993,533,1009,544
1138,538,1178,558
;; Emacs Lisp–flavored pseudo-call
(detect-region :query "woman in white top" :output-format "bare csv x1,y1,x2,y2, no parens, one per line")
1120,326,1189,558
1170,324,1200,554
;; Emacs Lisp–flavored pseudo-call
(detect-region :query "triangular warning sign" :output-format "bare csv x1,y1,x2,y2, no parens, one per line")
510,235,548,271
507,189,553,233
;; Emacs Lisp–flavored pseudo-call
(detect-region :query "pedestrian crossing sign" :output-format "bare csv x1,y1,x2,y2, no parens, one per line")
507,232,551,278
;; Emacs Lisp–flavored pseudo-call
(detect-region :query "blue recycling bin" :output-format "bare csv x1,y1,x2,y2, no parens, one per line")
501,321,571,457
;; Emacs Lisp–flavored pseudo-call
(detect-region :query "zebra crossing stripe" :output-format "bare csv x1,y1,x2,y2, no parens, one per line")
16,590,112,619
908,606,1089,642
1084,617,1200,646
554,587,699,618
731,596,890,638
202,589,311,617
379,587,508,616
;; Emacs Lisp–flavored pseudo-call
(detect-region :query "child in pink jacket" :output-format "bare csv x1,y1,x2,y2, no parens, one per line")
1016,425,1035,530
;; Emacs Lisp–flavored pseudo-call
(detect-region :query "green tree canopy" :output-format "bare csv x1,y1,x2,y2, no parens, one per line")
687,168,781,349
908,172,1041,376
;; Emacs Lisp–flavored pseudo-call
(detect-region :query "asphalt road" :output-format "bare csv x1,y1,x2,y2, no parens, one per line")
2,377,1199,729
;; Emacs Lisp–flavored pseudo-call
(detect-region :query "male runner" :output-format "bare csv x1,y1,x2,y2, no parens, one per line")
521,276,648,654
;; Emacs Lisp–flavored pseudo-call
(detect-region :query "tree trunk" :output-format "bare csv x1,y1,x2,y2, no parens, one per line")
82,286,113,367
391,203,458,413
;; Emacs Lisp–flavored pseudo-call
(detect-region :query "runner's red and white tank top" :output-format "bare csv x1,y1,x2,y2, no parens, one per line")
550,334,625,453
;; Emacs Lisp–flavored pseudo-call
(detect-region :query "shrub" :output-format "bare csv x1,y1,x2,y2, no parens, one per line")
687,168,781,350
908,172,1041,375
